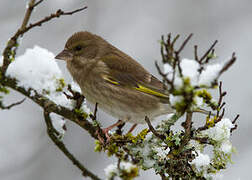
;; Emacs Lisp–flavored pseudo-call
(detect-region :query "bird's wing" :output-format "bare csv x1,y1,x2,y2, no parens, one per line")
100,52,169,101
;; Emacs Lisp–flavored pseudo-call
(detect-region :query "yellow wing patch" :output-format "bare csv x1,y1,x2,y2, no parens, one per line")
103,75,168,98
134,84,169,98
102,75,120,85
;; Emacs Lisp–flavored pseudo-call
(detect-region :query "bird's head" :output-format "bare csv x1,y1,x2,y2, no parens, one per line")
55,31,105,62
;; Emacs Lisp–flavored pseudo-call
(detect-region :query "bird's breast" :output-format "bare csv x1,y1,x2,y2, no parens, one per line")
67,60,173,123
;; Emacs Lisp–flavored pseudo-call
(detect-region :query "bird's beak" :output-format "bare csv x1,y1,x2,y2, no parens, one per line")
55,49,73,61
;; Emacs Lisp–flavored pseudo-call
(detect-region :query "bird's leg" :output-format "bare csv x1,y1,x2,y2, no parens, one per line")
127,123,138,134
96,120,124,144
103,120,124,139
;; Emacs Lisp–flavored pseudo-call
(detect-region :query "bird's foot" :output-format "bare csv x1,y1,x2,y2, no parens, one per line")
96,120,124,145
96,128,112,145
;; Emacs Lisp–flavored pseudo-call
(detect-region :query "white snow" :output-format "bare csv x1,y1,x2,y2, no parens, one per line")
220,140,233,154
200,118,235,154
50,113,66,136
6,46,74,108
0,56,3,66
104,164,117,179
70,82,91,115
163,63,173,74
5,45,90,114
3,46,92,135
132,143,155,168
166,113,175,119
104,161,137,179
163,63,183,87
70,81,82,93
180,59,200,86
201,118,234,142
169,94,183,106
194,96,204,107
7,46,62,90
191,151,210,170
163,58,224,87
120,161,137,173
198,63,223,86
154,146,170,159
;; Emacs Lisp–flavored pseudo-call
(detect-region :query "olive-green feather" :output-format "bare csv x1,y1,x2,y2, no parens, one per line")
100,53,169,103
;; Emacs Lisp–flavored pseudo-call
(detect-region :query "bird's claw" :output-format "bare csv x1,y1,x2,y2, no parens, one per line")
96,128,111,145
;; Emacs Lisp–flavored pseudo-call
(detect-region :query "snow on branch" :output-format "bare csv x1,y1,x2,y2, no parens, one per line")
0,1,100,179
0,1,239,179
95,34,239,179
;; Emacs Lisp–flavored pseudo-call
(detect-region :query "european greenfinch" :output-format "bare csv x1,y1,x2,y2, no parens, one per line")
55,31,173,138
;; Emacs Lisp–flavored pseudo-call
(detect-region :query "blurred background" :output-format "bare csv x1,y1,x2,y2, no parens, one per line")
0,0,251,179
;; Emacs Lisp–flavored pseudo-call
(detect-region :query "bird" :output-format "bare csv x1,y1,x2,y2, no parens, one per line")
55,31,174,141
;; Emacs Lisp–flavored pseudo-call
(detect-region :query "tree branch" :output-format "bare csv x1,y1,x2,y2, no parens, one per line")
0,76,98,139
32,0,44,8
145,116,165,140
199,40,218,63
1,0,36,75
218,52,236,77
0,98,26,110
21,0,36,30
43,111,101,180
1,2,87,76
178,112,192,153
176,33,193,54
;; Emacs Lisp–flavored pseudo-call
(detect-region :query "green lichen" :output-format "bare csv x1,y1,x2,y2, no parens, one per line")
206,116,216,128
74,108,88,119
196,89,218,110
56,78,66,92
94,140,102,152
207,51,217,59
131,128,148,144
107,143,119,157
120,166,139,180
0,86,10,94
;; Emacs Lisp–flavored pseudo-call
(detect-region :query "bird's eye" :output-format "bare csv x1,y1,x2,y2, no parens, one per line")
74,45,82,51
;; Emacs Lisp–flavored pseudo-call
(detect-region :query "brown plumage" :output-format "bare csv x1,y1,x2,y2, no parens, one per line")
55,31,173,135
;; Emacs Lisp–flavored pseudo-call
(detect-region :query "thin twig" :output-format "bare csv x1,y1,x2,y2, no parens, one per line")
192,137,213,145
176,33,193,54
171,34,180,47
21,0,36,31
90,102,98,121
199,40,218,63
145,116,165,140
63,85,85,109
231,114,240,133
205,49,215,64
194,45,199,61
115,121,126,135
1,4,87,75
218,52,236,76
93,103,98,120
19,6,88,39
0,98,26,110
1,0,36,75
32,0,44,8
217,81,226,116
232,114,240,124
43,111,101,180
160,35,165,63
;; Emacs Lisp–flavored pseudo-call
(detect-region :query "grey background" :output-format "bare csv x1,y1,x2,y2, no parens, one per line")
0,0,251,179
